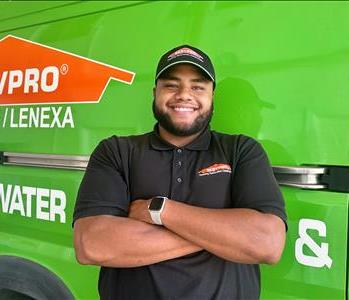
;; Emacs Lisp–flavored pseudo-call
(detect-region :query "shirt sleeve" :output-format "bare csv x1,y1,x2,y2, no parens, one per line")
231,135,287,228
73,138,129,225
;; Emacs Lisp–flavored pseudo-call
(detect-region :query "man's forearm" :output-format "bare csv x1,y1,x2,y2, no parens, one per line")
161,200,286,264
74,215,202,268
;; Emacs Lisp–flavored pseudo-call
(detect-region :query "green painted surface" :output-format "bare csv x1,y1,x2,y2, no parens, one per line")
0,1,348,299
261,188,348,299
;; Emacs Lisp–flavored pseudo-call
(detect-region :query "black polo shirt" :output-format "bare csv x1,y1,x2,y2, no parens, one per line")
73,125,287,300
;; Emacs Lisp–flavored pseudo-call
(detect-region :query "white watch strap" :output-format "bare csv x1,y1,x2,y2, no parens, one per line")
150,211,163,225
149,196,167,225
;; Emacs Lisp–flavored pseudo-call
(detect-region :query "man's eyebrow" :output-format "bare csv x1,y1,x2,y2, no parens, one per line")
191,77,210,83
161,76,209,83
161,76,180,81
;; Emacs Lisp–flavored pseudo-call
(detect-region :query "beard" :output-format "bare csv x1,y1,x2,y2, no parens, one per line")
152,99,213,137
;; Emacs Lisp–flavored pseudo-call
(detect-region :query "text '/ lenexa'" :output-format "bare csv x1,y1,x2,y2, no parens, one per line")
2,106,75,128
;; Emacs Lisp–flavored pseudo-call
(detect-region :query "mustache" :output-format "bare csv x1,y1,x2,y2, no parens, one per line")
152,99,214,137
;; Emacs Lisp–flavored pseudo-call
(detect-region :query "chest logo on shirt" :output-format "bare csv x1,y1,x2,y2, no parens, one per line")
198,163,232,176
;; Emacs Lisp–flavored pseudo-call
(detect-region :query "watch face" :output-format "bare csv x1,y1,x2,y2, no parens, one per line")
149,197,165,211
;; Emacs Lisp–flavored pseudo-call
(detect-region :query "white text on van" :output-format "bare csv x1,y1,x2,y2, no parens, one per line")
0,183,66,223
0,66,59,95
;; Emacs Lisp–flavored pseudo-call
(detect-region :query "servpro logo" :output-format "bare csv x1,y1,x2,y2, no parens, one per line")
0,35,135,105
0,35,135,128
168,47,203,62
1,66,60,95
198,163,232,176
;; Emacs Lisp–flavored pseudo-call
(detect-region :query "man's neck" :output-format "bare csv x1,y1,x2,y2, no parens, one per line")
158,125,202,148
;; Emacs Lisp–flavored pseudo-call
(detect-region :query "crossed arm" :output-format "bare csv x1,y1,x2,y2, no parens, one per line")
74,198,286,268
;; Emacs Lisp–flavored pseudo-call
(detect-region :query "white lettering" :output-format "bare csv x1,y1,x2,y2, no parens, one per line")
8,70,23,94
36,187,50,221
19,107,28,128
5,106,74,129
41,66,59,92
10,109,18,128
61,106,74,128
50,190,66,223
0,66,59,95
24,68,40,93
29,107,39,128
2,108,8,128
0,183,12,213
9,185,25,216
22,186,35,217
39,107,51,128
0,71,8,94
51,106,62,128
0,183,66,223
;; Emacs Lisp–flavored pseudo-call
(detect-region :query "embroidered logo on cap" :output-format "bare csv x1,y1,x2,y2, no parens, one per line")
198,163,232,176
168,47,204,62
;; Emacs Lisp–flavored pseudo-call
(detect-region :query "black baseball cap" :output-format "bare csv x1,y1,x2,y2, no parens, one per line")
155,45,215,88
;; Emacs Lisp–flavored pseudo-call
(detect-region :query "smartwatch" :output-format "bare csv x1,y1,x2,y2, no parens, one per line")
148,196,168,225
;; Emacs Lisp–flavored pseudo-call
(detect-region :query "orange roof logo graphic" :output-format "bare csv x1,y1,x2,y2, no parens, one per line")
0,35,135,106
198,163,232,176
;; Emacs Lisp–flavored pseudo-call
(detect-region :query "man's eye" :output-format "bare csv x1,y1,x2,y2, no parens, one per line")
192,86,205,91
165,83,178,88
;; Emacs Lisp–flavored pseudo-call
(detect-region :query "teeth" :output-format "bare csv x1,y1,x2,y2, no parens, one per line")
174,107,194,112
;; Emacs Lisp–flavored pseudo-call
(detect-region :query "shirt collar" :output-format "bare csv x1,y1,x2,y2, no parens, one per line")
150,123,211,151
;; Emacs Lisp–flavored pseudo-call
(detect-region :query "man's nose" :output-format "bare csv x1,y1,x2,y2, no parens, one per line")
175,86,192,101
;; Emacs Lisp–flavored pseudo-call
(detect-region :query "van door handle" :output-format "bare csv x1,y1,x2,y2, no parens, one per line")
273,165,349,193
0,151,89,170
1,152,348,192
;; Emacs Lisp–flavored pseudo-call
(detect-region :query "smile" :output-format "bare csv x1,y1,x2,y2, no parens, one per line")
173,107,196,112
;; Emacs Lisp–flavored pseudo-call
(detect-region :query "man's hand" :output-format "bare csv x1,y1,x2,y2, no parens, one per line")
128,197,286,265
74,214,203,268
161,199,286,265
128,199,153,224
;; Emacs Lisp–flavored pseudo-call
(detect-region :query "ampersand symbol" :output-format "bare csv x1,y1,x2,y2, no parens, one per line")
295,219,332,268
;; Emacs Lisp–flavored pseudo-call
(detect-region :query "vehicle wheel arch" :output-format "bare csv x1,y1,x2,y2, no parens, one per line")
0,255,74,300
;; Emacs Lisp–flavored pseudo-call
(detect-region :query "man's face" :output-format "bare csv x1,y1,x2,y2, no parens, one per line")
153,64,214,137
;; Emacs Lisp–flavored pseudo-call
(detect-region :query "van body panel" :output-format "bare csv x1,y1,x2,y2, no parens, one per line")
0,2,348,299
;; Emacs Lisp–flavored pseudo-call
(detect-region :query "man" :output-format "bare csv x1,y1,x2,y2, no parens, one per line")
73,45,287,299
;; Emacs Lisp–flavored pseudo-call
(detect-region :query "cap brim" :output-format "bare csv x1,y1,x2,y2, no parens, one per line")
156,60,215,82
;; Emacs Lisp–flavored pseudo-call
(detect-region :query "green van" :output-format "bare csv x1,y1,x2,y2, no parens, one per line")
0,1,348,299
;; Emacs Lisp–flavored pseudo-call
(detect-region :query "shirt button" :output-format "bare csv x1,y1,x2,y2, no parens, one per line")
177,177,182,183
177,161,182,167
177,149,182,154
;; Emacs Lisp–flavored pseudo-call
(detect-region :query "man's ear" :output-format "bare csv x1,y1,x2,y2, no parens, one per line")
153,86,156,98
